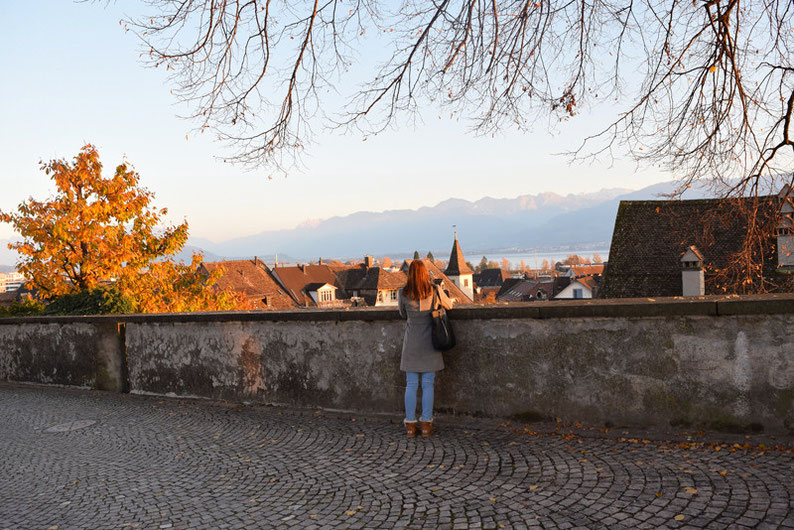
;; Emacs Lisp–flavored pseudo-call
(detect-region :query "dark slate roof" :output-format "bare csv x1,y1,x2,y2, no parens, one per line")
497,279,557,302
496,277,523,299
333,265,407,293
600,196,791,298
474,268,511,287
199,259,297,310
0,291,19,308
445,237,473,276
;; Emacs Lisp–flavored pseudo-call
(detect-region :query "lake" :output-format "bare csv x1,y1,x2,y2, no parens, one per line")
464,248,609,269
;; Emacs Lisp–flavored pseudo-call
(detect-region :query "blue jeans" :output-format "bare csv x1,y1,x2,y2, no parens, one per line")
404,372,435,422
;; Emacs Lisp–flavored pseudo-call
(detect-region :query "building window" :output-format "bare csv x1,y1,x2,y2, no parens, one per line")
378,291,384,302
390,290,398,301
320,290,333,302
464,278,469,287
573,288,583,299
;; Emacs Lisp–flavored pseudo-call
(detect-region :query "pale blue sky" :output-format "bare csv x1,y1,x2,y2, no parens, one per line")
0,1,671,242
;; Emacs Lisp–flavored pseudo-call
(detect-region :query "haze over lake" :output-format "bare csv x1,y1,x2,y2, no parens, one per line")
465,249,609,269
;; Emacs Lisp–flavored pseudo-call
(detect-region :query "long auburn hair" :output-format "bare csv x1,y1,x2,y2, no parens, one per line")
403,260,433,301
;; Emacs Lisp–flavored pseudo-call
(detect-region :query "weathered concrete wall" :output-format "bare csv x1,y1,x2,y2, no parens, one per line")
121,296,794,433
126,319,402,411
443,314,794,433
2,295,793,432
0,321,125,391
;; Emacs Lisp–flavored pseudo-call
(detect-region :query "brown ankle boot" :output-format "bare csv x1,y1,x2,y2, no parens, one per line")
419,420,433,437
404,420,417,438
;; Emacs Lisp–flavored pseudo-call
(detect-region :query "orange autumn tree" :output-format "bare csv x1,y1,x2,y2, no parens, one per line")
0,144,243,312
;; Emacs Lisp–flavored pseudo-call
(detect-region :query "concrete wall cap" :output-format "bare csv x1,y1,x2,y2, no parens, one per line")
1,293,793,325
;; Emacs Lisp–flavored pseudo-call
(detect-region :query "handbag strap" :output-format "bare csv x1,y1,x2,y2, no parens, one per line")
431,283,440,311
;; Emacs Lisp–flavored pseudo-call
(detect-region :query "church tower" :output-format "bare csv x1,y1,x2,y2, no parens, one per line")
444,229,474,301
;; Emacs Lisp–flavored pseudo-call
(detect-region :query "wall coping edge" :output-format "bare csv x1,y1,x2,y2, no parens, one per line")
1,293,793,325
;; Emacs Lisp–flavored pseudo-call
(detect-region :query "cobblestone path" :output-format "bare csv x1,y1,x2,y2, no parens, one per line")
1,383,793,529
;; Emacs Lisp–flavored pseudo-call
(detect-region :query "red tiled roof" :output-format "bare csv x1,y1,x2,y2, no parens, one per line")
200,259,297,310
570,265,605,277
272,264,339,306
576,276,597,291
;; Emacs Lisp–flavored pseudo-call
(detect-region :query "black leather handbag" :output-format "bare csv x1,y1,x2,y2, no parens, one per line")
430,285,456,351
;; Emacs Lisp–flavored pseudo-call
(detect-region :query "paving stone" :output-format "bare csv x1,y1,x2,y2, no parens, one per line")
0,382,792,529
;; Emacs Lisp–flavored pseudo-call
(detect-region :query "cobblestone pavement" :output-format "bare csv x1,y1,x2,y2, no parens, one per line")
1,383,793,529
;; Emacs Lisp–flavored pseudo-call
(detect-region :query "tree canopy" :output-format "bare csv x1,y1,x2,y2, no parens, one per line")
0,145,242,313
129,0,793,197
108,0,794,293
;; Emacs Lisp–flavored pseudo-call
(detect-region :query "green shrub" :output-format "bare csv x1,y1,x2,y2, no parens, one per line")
0,297,46,317
43,288,136,315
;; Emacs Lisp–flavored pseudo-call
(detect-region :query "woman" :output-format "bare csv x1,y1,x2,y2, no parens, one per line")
398,260,453,438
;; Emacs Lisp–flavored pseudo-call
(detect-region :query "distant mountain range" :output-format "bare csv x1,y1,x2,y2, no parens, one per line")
0,180,712,268
188,180,711,261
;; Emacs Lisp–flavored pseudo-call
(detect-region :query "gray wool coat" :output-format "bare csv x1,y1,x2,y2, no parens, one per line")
398,284,453,373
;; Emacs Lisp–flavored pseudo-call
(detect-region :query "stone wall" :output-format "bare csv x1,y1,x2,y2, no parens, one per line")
1,295,793,432
0,320,125,391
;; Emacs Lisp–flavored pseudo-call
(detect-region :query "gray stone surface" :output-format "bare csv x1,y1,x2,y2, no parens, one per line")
125,312,794,432
0,320,125,391
1,382,793,529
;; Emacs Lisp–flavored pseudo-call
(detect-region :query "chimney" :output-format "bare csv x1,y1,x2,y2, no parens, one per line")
777,185,794,271
364,255,374,269
319,257,323,265
299,264,306,273
680,245,705,296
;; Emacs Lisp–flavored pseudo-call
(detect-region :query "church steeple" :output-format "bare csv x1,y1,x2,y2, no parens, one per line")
443,229,474,301
445,230,473,276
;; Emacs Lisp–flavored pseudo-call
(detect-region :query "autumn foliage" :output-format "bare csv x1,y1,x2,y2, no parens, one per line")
0,145,243,313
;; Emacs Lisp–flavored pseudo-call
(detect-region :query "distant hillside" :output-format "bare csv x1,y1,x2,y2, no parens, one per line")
187,182,713,261
188,188,638,261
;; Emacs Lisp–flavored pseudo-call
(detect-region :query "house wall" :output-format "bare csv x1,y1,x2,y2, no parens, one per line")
375,289,399,306
449,273,474,301
554,282,593,299
2,296,794,433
